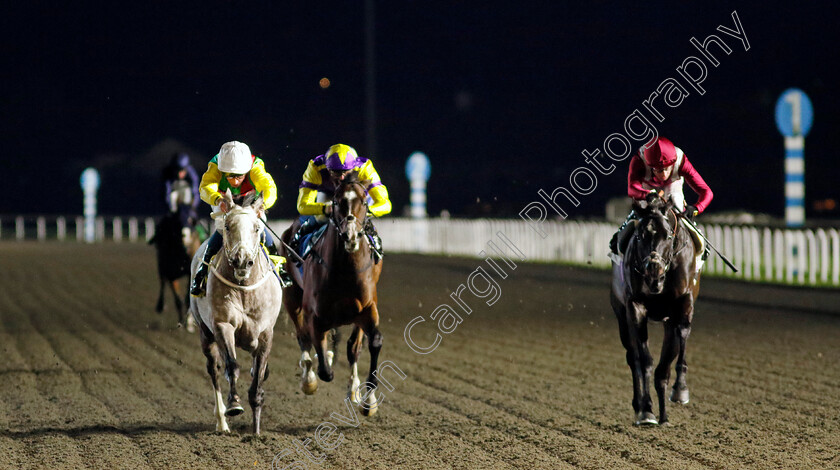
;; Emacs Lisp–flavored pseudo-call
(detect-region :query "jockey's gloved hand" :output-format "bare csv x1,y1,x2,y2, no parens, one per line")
683,204,698,220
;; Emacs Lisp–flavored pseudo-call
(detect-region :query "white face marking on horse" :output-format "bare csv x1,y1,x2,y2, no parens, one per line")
223,208,262,282
344,189,357,203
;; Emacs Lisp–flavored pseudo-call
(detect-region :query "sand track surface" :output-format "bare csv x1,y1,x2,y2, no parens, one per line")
0,243,838,469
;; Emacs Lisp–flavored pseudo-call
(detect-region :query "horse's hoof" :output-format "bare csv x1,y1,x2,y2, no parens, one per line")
634,411,658,426
186,316,197,333
670,388,690,404
302,371,318,395
360,391,379,416
318,368,334,382
225,403,245,417
361,404,378,417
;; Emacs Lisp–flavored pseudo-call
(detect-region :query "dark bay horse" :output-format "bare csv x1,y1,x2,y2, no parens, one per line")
189,191,283,434
280,172,384,416
610,197,701,426
148,212,202,329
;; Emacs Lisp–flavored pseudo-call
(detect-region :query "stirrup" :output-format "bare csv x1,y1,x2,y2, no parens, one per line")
278,269,293,288
190,263,208,297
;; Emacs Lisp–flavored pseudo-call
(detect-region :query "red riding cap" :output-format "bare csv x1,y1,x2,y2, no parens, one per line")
643,137,677,169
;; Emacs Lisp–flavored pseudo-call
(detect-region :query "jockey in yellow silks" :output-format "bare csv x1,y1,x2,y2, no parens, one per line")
190,141,284,296
290,143,391,261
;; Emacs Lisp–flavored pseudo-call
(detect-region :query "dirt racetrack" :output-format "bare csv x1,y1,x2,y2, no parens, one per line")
1,242,839,469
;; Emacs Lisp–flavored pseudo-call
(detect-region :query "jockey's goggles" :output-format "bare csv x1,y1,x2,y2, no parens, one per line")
225,173,246,178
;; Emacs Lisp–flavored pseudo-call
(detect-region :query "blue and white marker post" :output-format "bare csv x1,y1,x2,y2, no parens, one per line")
80,167,100,243
405,152,431,252
775,88,814,227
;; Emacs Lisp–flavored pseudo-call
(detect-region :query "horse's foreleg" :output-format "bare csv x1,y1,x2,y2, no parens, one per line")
346,326,364,404
655,323,680,425
614,303,640,413
169,279,184,326
671,301,693,405
215,322,244,417
627,303,656,425
184,291,195,332
360,307,383,417
155,277,165,313
297,333,318,395
312,323,334,383
199,322,229,432
249,330,273,435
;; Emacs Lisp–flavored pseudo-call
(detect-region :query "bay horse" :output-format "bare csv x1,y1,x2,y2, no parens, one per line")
610,197,701,426
280,172,384,416
148,211,202,329
189,190,283,434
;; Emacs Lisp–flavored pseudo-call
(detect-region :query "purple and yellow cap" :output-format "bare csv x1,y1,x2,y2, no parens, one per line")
324,144,359,171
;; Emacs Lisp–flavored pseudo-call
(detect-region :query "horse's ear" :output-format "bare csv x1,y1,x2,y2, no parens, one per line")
241,191,257,208
253,194,265,218
632,198,648,215
222,189,235,207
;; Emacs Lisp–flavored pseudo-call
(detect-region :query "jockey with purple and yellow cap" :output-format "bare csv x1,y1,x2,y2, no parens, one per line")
290,143,392,259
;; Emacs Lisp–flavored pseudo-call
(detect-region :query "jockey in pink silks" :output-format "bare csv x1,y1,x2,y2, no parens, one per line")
610,137,713,255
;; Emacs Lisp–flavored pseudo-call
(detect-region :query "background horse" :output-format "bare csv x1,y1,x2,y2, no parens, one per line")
610,197,700,426
148,212,202,329
280,172,384,416
189,190,283,434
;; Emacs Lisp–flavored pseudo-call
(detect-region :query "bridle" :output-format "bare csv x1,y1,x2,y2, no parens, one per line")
205,207,272,289
221,209,262,266
631,207,687,277
329,181,369,245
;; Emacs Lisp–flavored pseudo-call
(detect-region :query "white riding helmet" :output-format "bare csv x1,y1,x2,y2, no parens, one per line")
217,141,253,174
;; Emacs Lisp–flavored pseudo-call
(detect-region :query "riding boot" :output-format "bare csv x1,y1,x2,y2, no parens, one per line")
262,227,279,256
289,216,319,253
365,219,383,263
190,230,223,297
610,210,637,255
262,227,293,287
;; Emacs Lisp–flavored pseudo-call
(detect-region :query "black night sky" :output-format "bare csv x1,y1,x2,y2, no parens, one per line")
3,2,838,220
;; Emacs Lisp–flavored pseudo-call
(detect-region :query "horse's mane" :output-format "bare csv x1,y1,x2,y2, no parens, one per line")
334,171,370,197
634,197,675,221
337,170,362,186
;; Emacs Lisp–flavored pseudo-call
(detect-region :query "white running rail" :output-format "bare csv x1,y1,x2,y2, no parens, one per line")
2,216,838,286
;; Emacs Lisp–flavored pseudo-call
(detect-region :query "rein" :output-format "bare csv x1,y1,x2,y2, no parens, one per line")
203,259,276,291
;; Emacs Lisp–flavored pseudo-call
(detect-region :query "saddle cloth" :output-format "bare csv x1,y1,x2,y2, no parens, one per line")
297,223,329,276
